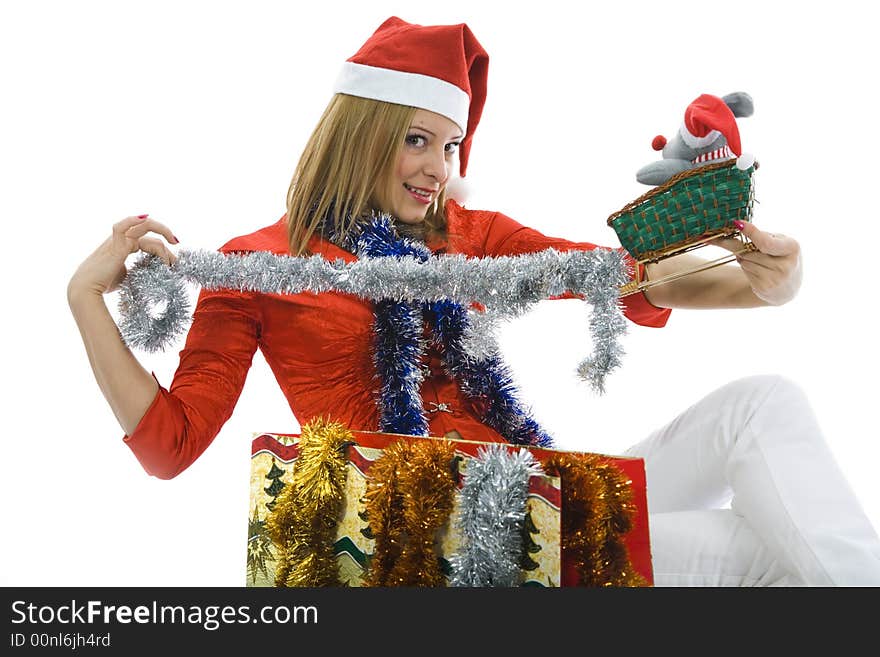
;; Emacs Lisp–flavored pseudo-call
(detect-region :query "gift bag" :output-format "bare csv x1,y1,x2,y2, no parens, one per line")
246,422,652,587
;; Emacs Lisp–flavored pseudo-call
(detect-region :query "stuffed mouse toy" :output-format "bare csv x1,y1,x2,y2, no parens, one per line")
636,92,755,186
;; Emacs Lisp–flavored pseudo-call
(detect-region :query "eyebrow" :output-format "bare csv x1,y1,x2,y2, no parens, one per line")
409,126,464,141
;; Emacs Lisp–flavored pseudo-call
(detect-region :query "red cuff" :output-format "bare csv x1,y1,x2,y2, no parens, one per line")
122,373,187,480
621,287,671,328
620,251,671,328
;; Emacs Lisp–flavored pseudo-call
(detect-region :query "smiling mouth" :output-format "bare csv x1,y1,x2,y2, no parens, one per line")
404,183,435,201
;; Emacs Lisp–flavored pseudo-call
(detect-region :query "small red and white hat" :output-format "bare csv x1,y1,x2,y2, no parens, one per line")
679,93,742,156
333,16,489,178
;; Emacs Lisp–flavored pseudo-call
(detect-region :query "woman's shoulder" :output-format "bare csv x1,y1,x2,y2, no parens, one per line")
216,214,356,263
445,198,512,223
218,214,289,255
443,199,528,254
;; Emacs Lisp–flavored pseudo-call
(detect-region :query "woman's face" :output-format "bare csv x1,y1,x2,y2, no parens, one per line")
380,109,463,224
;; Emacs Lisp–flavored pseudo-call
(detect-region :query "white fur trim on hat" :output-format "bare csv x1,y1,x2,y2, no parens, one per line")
679,122,721,150
333,61,470,133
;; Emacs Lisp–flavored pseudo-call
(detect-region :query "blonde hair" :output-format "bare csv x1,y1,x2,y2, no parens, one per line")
286,94,448,255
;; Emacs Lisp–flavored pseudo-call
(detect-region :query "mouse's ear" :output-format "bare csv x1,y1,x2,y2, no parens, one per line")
721,92,754,118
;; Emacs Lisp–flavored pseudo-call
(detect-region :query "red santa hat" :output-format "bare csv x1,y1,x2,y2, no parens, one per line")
332,16,489,178
679,93,742,156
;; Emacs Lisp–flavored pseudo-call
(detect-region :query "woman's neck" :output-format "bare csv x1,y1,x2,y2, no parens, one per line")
393,220,427,242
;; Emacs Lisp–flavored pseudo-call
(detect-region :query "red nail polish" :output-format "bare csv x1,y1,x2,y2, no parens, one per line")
172,235,180,244
137,214,149,219
733,220,744,230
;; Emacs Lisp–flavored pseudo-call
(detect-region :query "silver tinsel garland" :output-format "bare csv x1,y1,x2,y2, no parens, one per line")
117,245,629,392
448,444,545,587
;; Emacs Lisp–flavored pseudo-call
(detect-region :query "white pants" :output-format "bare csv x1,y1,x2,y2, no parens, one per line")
624,375,880,586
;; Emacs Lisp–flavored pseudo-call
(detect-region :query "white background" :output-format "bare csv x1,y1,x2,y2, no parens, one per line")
2,0,877,586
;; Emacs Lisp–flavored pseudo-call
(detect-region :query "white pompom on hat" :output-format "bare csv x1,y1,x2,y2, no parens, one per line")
332,16,489,179
444,175,471,203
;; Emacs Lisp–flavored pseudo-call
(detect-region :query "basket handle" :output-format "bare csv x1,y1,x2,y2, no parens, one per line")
619,243,758,297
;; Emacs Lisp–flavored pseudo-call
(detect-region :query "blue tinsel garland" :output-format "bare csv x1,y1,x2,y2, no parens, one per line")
346,216,553,446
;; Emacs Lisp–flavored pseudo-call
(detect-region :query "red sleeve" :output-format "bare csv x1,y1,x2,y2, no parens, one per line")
483,211,671,328
123,288,260,479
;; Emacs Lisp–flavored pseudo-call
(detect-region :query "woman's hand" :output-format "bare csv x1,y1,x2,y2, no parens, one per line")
68,214,179,302
643,219,803,309
716,220,803,306
67,214,175,435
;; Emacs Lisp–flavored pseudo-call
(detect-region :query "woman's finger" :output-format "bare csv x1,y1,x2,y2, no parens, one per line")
736,250,790,271
112,215,150,237
124,217,179,245
735,257,767,279
138,236,178,266
734,220,799,257
736,260,776,294
709,236,749,254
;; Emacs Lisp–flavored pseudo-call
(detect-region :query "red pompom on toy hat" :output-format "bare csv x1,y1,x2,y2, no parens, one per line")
651,135,667,151
681,94,742,156
333,16,489,178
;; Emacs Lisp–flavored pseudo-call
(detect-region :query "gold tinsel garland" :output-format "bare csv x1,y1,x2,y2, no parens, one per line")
360,440,411,584
265,418,353,587
543,453,649,587
363,438,458,586
261,419,647,587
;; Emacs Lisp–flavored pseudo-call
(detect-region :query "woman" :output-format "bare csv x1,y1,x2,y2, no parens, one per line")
67,17,880,586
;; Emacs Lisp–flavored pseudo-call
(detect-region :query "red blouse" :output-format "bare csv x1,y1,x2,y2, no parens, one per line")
124,200,670,478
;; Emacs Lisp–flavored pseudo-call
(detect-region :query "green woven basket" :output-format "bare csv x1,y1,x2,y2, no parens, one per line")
607,159,756,262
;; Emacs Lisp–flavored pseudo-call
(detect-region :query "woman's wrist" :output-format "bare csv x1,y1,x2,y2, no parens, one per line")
66,278,107,312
